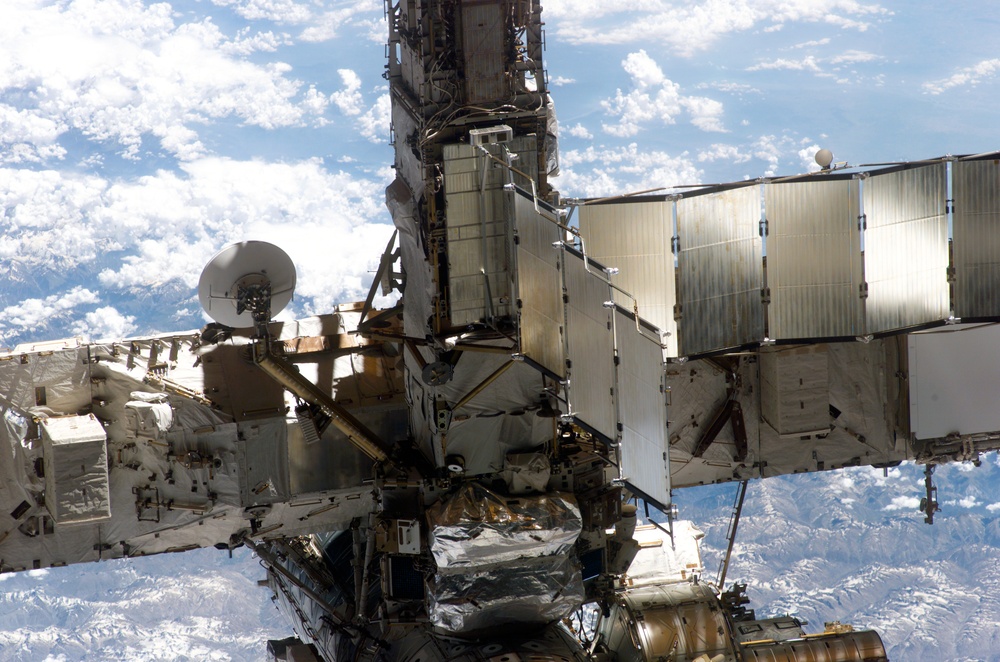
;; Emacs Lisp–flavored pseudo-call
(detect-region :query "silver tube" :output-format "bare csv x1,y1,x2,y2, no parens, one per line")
253,342,390,463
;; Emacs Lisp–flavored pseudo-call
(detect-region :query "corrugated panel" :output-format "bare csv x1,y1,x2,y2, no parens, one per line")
444,139,542,326
563,250,616,440
445,195,513,324
578,200,677,356
765,179,863,339
514,191,565,377
615,308,669,509
863,164,948,333
953,160,1000,319
444,147,513,326
506,137,539,190
444,139,539,192
676,185,763,355
445,160,508,193
461,3,507,104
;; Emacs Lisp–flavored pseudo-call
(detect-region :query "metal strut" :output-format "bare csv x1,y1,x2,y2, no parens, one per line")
716,480,748,590
921,464,940,525
252,341,392,464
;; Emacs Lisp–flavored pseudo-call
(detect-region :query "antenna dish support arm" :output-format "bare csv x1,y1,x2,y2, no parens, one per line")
251,340,392,464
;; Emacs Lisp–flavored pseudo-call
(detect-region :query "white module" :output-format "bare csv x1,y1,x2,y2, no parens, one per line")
42,414,111,526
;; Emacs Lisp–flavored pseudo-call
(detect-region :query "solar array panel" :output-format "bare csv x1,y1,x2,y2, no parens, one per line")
579,158,1000,357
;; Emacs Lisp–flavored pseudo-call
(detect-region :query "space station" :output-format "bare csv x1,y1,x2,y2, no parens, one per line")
6,0,1000,660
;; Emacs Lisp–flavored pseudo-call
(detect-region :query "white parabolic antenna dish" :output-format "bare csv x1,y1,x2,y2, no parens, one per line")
198,241,297,328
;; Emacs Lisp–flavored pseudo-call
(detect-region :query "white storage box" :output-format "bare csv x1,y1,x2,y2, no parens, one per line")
42,414,111,525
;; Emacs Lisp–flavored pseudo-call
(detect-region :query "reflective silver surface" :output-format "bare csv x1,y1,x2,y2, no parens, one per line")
676,185,764,355
614,309,669,508
765,179,863,339
428,554,584,633
426,483,584,633
953,159,1000,319
514,190,565,376
579,199,677,356
563,249,616,441
862,163,948,333
444,144,514,326
444,141,540,327
426,482,582,569
460,2,507,104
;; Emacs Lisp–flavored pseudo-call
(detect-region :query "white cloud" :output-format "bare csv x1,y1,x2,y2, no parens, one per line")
924,59,1000,95
0,105,67,164
300,1,382,42
829,50,881,65
543,0,888,56
747,49,882,80
797,144,823,173
698,143,751,164
623,50,667,87
219,28,286,55
793,37,832,48
554,143,701,197
92,158,391,294
601,51,726,136
566,124,594,140
71,306,137,342
0,0,334,163
751,134,797,176
697,81,761,95
331,70,365,116
765,0,888,31
0,287,100,342
208,0,382,42
837,474,856,490
883,495,920,511
873,465,904,486
944,495,980,509
301,85,332,122
358,94,391,144
0,157,394,336
681,96,727,132
210,0,315,23
748,56,822,72
0,169,108,266
160,126,207,162
599,52,680,137
550,76,576,86
357,17,389,45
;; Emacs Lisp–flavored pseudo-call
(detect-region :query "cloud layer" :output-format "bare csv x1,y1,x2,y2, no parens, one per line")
0,0,395,345
0,157,393,343
601,51,727,136
544,0,889,56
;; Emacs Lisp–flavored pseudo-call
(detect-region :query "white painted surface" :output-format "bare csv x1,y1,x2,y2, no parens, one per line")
909,323,1000,439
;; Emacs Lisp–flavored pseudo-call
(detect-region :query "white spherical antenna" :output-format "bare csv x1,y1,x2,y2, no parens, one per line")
815,148,834,169
198,241,296,329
